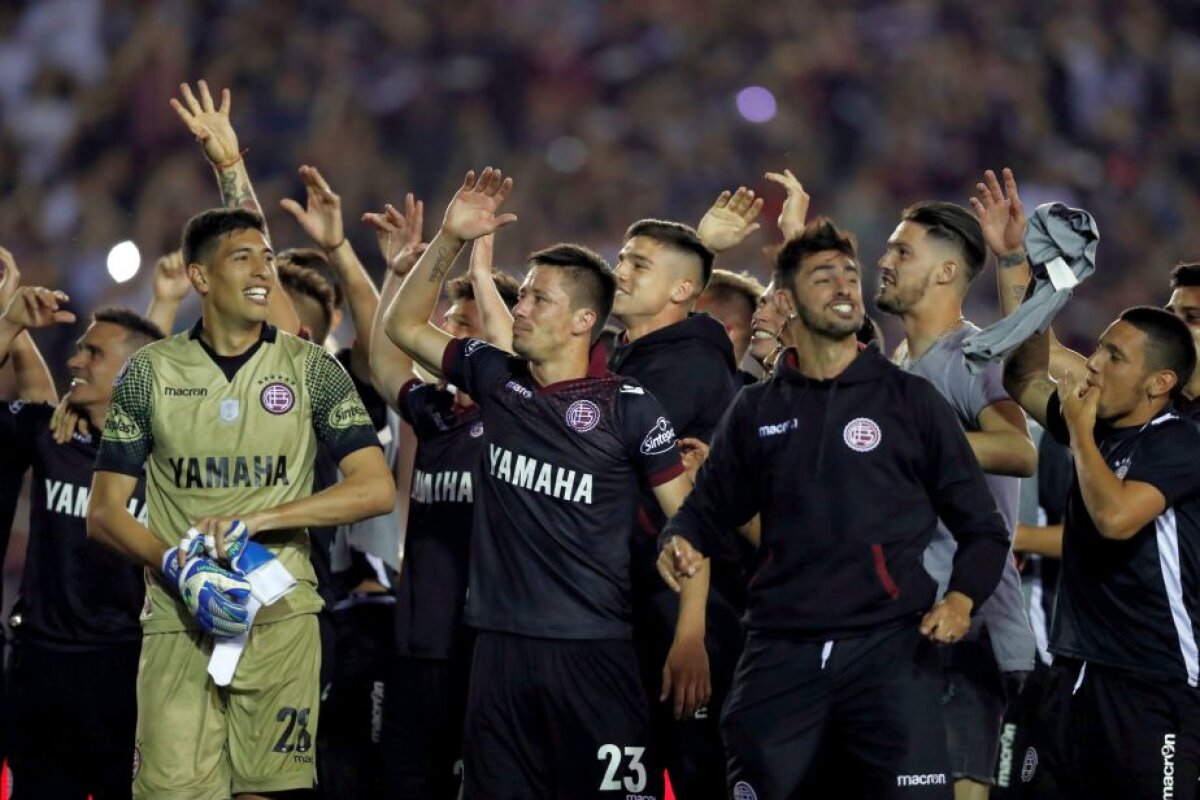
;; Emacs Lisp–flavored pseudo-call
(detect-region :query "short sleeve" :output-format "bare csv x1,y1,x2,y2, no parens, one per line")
617,382,684,487
96,352,156,475
441,337,511,400
966,360,1013,424
1124,420,1200,505
1044,391,1070,445
396,378,427,427
305,346,382,463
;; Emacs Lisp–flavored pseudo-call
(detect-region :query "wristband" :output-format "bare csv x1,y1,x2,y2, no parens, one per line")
212,148,249,171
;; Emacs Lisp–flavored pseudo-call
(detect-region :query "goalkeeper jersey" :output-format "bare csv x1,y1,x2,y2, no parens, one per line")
96,320,380,633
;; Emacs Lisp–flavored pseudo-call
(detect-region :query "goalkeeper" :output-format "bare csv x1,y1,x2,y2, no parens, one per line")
87,201,395,799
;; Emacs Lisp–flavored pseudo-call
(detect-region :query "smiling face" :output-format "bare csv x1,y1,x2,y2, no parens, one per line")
611,235,697,323
749,279,791,362
65,321,140,415
189,227,275,326
786,250,864,340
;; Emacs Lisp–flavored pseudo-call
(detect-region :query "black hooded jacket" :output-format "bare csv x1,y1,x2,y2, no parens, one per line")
662,346,1009,637
608,313,742,600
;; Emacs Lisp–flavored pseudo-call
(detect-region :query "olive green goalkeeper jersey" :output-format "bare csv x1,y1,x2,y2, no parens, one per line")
96,321,380,633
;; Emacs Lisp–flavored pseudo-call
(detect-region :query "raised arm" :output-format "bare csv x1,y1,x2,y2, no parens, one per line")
0,283,75,404
171,79,301,334
281,164,380,378
468,233,515,352
145,250,190,334
0,249,59,403
973,167,1086,382
382,168,517,376
967,400,1037,477
365,195,426,410
763,168,810,242
696,187,764,254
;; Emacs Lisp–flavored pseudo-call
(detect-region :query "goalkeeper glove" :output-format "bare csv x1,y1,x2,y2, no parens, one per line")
161,537,252,637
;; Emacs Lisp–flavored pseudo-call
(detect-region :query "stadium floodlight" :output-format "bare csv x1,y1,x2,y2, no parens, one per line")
736,86,777,123
107,240,141,283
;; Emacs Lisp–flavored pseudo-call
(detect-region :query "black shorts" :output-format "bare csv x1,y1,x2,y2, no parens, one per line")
722,622,951,800
464,632,661,800
7,637,140,800
317,596,395,800
991,660,1052,797
940,632,1015,785
1010,659,1200,799
634,586,743,800
381,639,473,799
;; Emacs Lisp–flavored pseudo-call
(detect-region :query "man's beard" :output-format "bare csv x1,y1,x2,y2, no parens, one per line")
796,303,862,340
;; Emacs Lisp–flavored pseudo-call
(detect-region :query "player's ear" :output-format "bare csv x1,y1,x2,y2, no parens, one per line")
187,261,210,296
1145,366,1178,401
669,276,695,306
773,287,797,319
935,258,959,286
572,307,596,338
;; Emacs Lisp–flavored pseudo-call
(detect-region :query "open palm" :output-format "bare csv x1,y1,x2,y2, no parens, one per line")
971,168,1026,256
442,168,518,242
697,187,763,253
170,80,240,166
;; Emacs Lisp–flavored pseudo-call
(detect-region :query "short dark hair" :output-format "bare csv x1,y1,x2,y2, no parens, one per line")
528,243,615,340
278,248,344,309
624,219,715,294
1170,262,1200,289
774,217,858,290
181,208,266,267
277,261,336,334
902,201,987,282
703,269,766,321
446,272,521,308
1118,306,1197,400
92,307,166,347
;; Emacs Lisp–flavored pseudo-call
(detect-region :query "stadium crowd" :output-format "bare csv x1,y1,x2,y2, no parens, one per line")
1,2,1200,800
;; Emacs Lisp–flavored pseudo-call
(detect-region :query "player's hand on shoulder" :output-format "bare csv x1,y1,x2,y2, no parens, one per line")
661,632,712,721
3,285,75,329
677,437,710,483
440,167,518,243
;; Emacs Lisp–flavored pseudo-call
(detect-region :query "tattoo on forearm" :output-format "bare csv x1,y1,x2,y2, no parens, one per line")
218,170,255,212
1011,284,1029,303
427,249,454,284
998,251,1028,268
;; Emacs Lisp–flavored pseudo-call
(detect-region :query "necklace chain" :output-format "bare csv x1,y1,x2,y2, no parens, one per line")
901,316,965,370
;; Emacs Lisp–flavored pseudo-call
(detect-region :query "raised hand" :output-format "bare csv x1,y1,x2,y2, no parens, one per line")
469,232,496,277
363,193,427,277
170,80,240,167
0,246,21,311
280,165,345,251
764,169,810,242
697,187,764,253
153,250,190,304
970,168,1027,260
3,286,76,329
441,168,518,243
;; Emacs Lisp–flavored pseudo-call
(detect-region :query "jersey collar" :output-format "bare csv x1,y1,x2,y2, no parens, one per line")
188,318,278,344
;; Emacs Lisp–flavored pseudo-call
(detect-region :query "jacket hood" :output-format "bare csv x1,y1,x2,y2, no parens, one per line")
775,342,894,387
611,313,736,372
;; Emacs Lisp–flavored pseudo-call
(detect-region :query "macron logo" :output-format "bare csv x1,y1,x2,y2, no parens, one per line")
504,380,533,399
758,418,798,438
897,773,947,787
